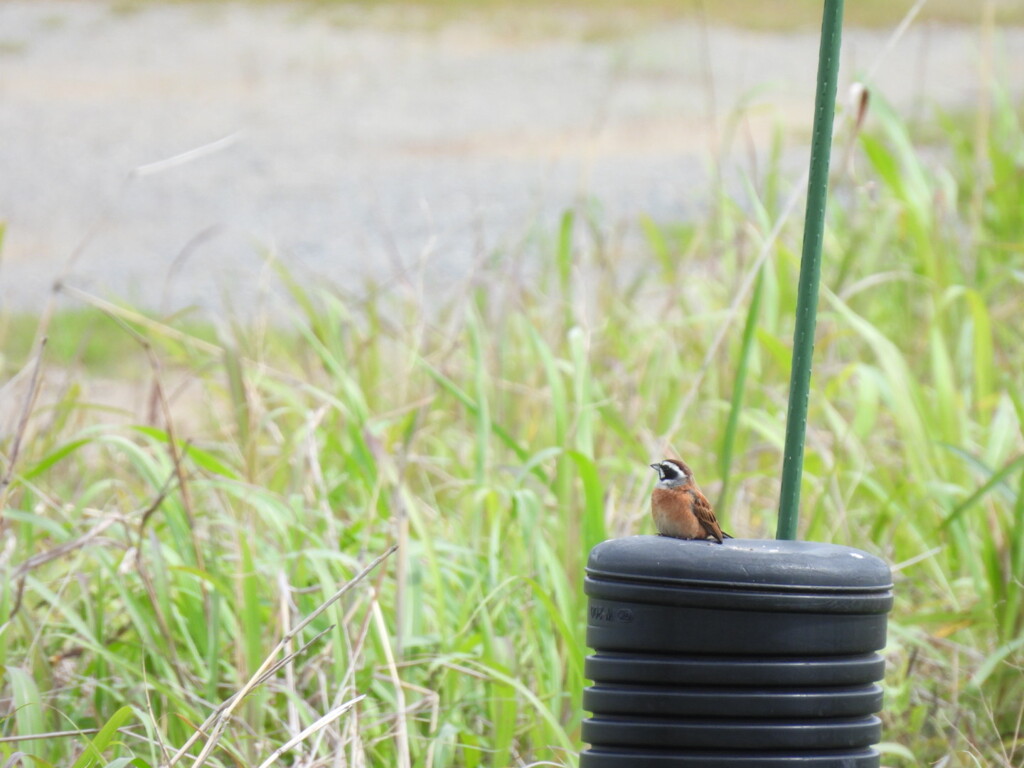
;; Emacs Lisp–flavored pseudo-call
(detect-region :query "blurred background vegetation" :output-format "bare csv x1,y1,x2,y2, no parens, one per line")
118,0,1024,29
1,2,1023,767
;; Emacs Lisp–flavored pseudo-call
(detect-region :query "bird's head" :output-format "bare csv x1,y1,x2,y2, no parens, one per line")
650,458,693,489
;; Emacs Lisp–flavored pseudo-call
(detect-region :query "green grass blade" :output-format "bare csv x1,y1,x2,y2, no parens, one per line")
68,706,134,768
718,265,764,514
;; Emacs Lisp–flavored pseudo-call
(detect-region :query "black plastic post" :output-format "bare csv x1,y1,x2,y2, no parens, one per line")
580,537,893,767
580,3,892,763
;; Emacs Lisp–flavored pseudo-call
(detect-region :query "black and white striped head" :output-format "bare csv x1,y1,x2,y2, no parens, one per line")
650,458,693,489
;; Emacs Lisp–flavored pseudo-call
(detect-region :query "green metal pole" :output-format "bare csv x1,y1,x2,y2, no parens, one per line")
776,0,845,540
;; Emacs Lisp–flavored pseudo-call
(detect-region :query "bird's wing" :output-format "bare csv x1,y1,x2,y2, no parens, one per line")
691,491,726,542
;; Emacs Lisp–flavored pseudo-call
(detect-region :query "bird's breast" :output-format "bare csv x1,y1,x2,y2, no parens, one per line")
651,487,703,539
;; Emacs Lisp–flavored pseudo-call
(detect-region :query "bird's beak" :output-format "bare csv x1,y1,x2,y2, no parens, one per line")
649,463,660,471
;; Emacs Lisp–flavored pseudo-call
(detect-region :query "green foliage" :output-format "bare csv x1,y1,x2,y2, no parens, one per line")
118,0,1024,32
0,92,1022,767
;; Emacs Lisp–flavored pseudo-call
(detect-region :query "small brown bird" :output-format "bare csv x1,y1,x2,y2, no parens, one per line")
650,458,730,543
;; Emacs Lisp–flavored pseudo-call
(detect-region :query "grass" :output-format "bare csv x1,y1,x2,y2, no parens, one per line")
111,0,1024,34
1,74,1023,768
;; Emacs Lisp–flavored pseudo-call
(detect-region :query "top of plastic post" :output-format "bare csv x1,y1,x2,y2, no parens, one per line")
586,536,893,594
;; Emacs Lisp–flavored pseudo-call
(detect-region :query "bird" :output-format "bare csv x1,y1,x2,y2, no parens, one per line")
650,458,730,543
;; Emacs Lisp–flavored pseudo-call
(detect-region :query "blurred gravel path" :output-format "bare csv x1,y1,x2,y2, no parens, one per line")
1,2,1020,314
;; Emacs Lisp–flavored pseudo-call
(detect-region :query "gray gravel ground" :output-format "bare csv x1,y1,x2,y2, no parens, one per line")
1,2,1021,315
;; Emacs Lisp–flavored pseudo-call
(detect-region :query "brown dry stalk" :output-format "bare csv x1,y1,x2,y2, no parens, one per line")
0,337,48,514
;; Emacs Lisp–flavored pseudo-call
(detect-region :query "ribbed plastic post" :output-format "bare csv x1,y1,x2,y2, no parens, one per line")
581,536,893,767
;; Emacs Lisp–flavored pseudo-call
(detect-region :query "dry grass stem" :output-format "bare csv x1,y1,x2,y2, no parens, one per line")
254,694,366,768
173,544,397,768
